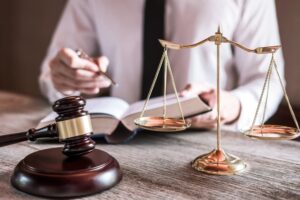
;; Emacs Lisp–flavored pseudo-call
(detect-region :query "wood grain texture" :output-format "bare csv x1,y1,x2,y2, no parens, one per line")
0,91,299,200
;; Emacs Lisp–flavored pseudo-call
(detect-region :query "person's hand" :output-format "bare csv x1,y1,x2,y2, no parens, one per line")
180,83,241,129
49,48,111,95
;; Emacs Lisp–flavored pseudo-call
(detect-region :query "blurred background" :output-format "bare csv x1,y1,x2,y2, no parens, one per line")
0,0,299,125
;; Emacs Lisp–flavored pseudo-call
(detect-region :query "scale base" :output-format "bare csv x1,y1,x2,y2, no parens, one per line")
11,147,122,198
192,149,247,175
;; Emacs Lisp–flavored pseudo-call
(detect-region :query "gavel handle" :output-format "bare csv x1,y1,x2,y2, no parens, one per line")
0,124,58,147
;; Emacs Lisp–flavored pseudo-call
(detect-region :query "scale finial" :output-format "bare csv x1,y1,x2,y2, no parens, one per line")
217,25,221,33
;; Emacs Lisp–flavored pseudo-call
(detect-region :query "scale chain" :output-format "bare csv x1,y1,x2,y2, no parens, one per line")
163,48,168,120
273,58,300,131
250,54,300,133
261,57,273,127
165,51,186,124
250,55,274,133
139,49,166,118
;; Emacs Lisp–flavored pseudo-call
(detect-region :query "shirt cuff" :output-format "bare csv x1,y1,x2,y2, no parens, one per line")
39,72,80,103
230,88,258,132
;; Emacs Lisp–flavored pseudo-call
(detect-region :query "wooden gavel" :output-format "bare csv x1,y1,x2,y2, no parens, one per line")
0,96,95,157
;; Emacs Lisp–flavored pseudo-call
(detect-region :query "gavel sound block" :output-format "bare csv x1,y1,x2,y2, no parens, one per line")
0,96,122,198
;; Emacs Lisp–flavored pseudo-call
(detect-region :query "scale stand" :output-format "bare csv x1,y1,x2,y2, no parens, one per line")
135,26,300,175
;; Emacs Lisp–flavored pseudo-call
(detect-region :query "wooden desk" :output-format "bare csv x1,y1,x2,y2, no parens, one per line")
0,91,299,200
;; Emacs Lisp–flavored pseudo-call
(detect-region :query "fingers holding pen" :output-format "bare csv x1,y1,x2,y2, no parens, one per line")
94,55,117,85
57,48,99,72
95,56,110,73
50,58,96,81
51,69,111,94
50,48,112,95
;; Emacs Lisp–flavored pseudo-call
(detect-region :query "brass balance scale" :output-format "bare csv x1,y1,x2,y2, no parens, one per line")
134,27,300,175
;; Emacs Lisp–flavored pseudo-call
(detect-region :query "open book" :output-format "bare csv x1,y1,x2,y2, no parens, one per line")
37,94,211,135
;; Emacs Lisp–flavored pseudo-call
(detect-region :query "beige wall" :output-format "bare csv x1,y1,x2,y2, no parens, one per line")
276,0,300,106
0,0,300,107
0,0,66,97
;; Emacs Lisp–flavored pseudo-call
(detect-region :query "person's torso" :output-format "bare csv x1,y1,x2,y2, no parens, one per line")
89,0,242,103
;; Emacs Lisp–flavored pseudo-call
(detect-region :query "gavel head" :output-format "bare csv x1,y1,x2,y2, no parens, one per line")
52,96,95,157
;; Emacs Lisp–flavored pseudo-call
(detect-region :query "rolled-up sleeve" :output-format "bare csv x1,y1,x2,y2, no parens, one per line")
230,0,284,131
39,0,99,103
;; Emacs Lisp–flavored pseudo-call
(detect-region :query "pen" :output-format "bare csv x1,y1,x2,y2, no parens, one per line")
75,49,117,86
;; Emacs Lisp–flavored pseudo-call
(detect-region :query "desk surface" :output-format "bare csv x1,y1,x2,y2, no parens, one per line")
0,91,299,200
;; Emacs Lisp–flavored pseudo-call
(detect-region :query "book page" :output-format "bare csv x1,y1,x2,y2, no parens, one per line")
121,94,211,130
37,97,129,129
85,97,129,120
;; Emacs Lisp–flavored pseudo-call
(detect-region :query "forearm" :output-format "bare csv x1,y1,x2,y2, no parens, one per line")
39,1,99,103
39,67,80,103
230,79,283,131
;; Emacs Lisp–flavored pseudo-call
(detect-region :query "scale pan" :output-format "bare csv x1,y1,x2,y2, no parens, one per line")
134,117,191,132
254,45,281,54
244,124,300,140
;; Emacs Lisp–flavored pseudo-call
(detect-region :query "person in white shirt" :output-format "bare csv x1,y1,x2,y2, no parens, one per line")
39,0,284,131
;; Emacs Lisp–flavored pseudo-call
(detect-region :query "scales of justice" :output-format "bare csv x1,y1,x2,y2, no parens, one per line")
134,27,300,175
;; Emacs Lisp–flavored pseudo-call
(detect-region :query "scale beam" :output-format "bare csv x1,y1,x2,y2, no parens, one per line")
159,36,281,54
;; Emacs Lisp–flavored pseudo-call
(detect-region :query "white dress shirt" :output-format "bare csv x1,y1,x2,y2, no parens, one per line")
39,0,284,131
